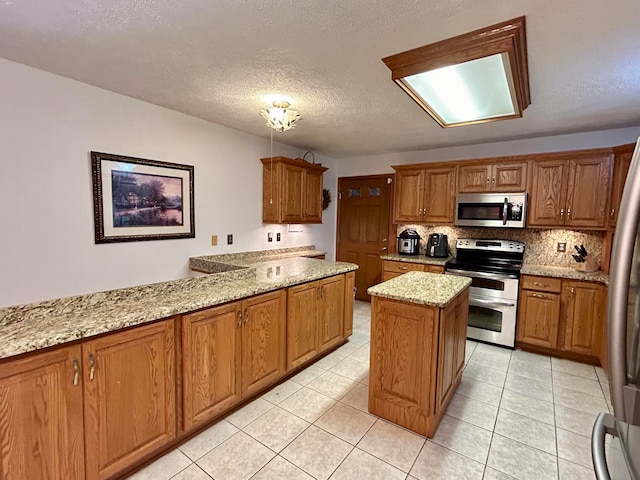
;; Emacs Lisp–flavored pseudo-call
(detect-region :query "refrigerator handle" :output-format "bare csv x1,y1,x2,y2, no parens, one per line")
592,413,616,480
609,137,640,421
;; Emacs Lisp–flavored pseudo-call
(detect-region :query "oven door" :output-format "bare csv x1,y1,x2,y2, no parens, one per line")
446,268,519,300
467,294,518,348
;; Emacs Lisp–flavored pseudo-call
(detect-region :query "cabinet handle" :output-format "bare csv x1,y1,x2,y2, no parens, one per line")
492,177,496,188
533,281,549,287
73,359,79,386
401,266,408,270
560,208,564,217
571,287,575,294
486,178,490,186
237,309,243,328
381,246,387,252
567,208,571,218
244,308,249,325
532,293,553,300
88,353,95,381
611,208,615,218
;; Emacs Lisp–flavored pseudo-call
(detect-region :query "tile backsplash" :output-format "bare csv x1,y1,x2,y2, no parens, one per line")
397,225,604,268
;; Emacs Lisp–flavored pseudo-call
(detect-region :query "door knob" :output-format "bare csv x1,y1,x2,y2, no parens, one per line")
381,246,387,252
382,238,388,243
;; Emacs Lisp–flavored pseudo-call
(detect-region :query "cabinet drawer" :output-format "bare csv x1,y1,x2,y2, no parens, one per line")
521,275,562,293
383,260,426,274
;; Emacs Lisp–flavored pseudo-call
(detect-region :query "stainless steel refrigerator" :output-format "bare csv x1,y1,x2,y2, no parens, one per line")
593,137,640,480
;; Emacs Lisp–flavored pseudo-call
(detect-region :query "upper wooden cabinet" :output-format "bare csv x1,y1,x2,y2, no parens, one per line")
393,165,457,224
261,156,328,224
608,144,635,229
458,161,528,193
0,345,85,480
528,153,612,228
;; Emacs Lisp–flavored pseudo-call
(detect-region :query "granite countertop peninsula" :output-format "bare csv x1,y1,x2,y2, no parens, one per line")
190,245,326,273
380,253,452,266
368,271,471,307
521,264,609,285
0,252,355,360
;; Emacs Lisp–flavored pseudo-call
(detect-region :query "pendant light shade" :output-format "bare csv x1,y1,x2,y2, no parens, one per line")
260,101,301,132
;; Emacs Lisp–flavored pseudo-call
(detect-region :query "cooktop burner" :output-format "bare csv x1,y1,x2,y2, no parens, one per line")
446,238,525,275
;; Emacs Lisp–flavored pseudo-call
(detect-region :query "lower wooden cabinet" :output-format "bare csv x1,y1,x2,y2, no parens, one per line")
343,271,355,337
181,290,286,431
0,345,85,480
287,275,347,370
517,275,605,359
83,319,176,480
381,260,444,282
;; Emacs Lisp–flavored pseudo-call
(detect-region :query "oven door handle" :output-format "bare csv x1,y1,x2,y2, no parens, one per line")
445,268,519,280
503,197,509,225
470,298,516,308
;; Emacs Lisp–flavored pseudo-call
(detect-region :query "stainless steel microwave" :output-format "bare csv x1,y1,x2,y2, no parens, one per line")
455,193,527,228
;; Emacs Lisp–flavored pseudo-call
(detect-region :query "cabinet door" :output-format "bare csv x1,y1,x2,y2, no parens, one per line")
83,320,176,480
282,163,305,223
343,271,356,338
565,156,611,228
423,166,456,224
393,169,424,222
262,160,281,223
563,281,604,356
0,345,84,480
608,146,633,229
287,281,319,370
304,169,323,223
318,275,346,353
516,290,561,348
241,291,286,398
458,164,491,193
182,303,242,431
528,160,567,227
493,162,528,192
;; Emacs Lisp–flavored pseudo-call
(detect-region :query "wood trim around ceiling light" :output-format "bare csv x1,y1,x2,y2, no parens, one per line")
382,16,531,127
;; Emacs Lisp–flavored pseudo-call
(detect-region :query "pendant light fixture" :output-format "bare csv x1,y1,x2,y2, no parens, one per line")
260,100,301,132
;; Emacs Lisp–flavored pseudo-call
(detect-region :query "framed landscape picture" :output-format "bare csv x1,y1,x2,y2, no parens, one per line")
91,151,195,243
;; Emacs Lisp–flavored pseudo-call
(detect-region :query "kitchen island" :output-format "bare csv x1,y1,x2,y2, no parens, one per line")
367,271,471,437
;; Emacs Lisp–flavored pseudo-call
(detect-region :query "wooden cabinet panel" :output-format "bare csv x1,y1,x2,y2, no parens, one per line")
318,275,346,353
369,298,435,434
517,290,561,349
529,160,567,226
565,156,611,228
0,345,84,480
494,162,528,192
261,156,327,224
343,271,356,338
608,145,634,229
424,265,445,274
84,320,175,480
394,169,424,222
458,164,491,193
436,299,457,409
287,282,320,370
182,303,241,431
520,275,562,293
424,166,456,224
241,291,286,398
304,169,323,223
563,281,605,356
282,163,305,223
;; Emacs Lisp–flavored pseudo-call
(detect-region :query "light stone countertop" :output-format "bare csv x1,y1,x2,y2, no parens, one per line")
380,253,452,266
521,264,609,285
368,271,471,307
0,255,356,360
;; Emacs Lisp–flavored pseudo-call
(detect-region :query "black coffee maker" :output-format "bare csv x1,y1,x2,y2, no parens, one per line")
426,233,448,258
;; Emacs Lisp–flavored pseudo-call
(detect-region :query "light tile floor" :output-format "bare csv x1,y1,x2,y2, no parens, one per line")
128,300,610,480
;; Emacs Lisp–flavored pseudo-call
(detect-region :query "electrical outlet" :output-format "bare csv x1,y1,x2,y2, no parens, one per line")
211,235,217,246
557,242,567,252
227,234,233,245
267,232,273,242
276,232,281,242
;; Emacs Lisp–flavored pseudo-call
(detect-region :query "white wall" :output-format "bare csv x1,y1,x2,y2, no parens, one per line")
336,127,640,177
0,58,338,307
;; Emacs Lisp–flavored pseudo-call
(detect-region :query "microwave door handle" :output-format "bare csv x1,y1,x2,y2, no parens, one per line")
503,198,508,225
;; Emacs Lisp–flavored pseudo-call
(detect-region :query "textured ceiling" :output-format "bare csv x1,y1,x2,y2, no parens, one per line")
1,0,639,158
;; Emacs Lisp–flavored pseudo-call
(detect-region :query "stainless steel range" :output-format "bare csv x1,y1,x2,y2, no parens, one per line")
445,238,525,348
